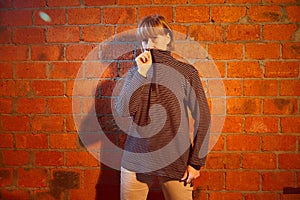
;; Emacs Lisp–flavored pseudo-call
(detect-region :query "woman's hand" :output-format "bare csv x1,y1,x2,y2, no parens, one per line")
181,165,200,186
135,51,152,77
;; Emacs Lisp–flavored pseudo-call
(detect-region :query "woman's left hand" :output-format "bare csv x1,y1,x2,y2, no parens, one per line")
181,165,200,185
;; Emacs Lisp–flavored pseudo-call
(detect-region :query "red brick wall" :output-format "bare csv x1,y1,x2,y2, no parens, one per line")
0,0,299,200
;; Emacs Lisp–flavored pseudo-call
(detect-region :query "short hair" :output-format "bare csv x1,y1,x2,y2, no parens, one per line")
137,14,174,50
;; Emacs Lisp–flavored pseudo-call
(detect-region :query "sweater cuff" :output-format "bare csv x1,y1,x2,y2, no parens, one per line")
189,164,201,170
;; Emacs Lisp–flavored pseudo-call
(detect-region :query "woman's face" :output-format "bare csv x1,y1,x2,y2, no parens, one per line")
141,33,170,51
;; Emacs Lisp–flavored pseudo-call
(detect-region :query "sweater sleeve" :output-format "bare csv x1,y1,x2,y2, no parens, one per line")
114,66,150,117
187,70,211,167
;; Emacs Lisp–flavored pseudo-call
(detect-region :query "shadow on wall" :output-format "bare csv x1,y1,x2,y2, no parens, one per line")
77,49,165,200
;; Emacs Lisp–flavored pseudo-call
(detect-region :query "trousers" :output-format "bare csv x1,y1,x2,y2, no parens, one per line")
120,167,193,200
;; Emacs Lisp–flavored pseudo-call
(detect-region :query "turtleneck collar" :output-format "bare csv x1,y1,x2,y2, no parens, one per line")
149,49,173,64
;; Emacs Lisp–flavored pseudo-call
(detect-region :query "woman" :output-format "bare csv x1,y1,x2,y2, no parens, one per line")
115,14,211,200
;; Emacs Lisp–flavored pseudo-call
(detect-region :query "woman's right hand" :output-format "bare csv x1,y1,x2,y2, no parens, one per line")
135,51,152,77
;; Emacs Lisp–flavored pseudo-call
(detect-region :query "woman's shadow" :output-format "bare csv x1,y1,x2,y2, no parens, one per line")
78,49,165,200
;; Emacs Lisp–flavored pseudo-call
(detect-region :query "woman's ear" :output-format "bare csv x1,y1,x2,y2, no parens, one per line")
166,33,171,45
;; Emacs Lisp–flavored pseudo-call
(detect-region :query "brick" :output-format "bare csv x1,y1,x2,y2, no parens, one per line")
286,6,300,22
0,133,13,148
224,80,242,96
0,190,30,200
0,80,30,97
66,80,74,97
262,135,296,151
32,80,64,96
18,168,47,187
226,98,261,114
245,43,280,59
103,8,136,24
211,135,224,151
282,43,300,59
15,63,47,79
66,151,99,167
209,44,243,60
68,8,100,25
49,62,81,79
0,168,13,187
190,25,224,41
48,0,80,6
138,7,173,22
85,0,116,5
34,151,64,166
0,0,12,8
84,61,118,79
265,62,299,78
279,154,300,169
226,25,260,41
228,62,262,78
154,0,186,3
175,7,210,23
245,117,278,133
263,98,298,115
248,6,282,22
262,172,294,191
2,150,30,166
266,0,296,2
48,27,80,43
0,63,12,79
281,117,300,133
194,171,224,190
0,10,32,26
0,46,29,61
83,169,100,188
95,98,112,115
14,0,45,8
209,192,243,200
32,45,64,61
226,135,260,151
280,80,300,96
264,24,297,41
66,44,97,61
100,80,117,96
17,98,46,114
191,0,224,3
226,0,260,3
206,153,240,169
66,115,78,132
1,116,30,132
222,116,243,133
119,0,150,4
242,153,276,169
50,133,77,149
34,9,66,25
282,194,300,200
48,98,72,114
0,27,12,44
0,98,12,114
82,26,115,42
70,189,97,200
115,25,138,42
212,6,246,23
244,80,278,96
244,193,278,200
16,133,48,149
33,192,58,200
226,171,260,191
32,115,64,132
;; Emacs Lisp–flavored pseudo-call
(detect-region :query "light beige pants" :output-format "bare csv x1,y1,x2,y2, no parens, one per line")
121,167,193,200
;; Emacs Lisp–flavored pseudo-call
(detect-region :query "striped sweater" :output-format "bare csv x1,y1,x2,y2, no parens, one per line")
115,49,211,180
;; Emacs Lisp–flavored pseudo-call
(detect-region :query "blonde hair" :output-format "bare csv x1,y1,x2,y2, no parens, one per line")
137,15,174,50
